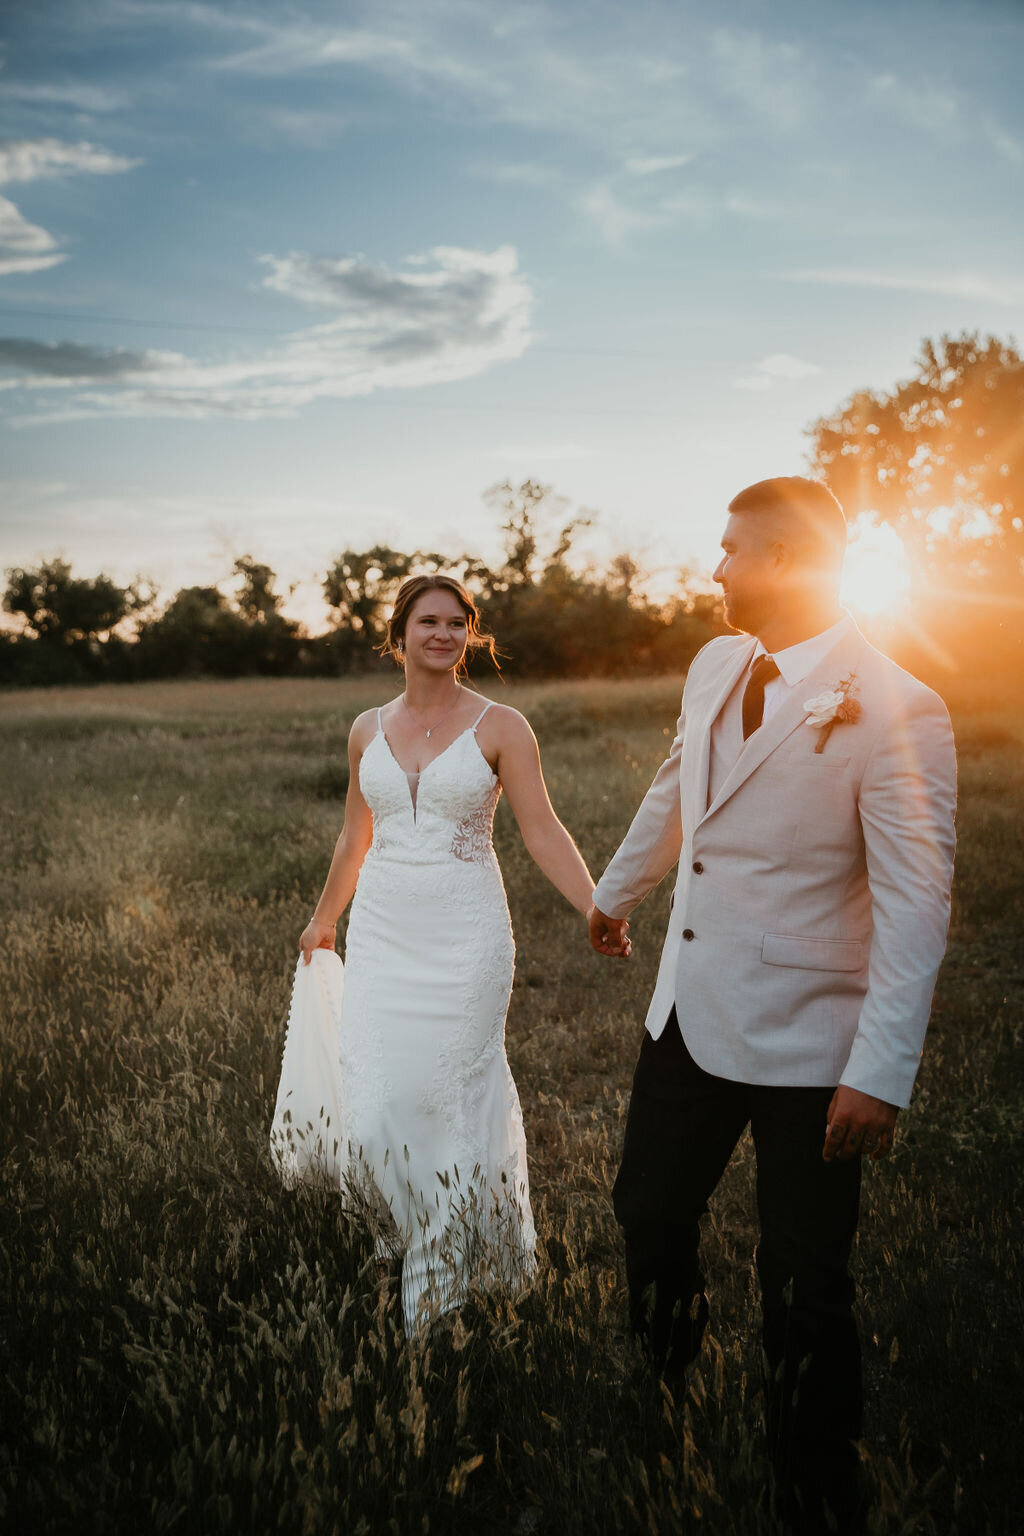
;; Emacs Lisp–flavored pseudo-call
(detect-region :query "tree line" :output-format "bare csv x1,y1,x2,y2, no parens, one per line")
3,331,1022,689
0,479,725,688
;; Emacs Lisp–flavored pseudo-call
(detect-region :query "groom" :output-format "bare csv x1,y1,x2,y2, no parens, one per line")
588,477,956,1530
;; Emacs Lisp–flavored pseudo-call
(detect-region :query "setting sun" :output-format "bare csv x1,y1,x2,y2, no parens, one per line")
840,517,911,617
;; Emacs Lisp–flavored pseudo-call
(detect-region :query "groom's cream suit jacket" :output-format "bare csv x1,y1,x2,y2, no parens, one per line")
592,618,957,1107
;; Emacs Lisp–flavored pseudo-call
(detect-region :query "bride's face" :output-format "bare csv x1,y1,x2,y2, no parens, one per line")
403,589,470,673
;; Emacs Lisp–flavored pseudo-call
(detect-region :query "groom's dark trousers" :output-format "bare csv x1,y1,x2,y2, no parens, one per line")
614,1006,862,1523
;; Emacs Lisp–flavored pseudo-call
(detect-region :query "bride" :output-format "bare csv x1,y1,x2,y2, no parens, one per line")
281,574,601,1331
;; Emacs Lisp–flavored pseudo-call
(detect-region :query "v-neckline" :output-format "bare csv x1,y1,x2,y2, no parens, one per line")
379,723,474,780
377,725,496,822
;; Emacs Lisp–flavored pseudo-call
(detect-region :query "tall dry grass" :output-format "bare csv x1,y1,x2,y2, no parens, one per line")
1,674,1021,1534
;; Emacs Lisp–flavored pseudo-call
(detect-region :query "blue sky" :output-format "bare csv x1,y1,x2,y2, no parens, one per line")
2,0,1022,623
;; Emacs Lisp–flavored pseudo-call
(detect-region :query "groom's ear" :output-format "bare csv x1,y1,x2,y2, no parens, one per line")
768,536,793,573
770,525,826,581
748,512,794,575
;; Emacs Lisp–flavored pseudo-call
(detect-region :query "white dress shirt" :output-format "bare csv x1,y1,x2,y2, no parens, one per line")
754,611,853,725
706,611,855,807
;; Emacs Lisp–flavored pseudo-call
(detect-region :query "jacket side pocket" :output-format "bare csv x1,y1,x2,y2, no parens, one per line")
761,934,864,972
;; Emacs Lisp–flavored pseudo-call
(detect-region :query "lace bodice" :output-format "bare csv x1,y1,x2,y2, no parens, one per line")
359,711,502,868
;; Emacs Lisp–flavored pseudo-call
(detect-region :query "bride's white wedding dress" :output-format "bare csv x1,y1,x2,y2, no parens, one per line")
272,700,536,1330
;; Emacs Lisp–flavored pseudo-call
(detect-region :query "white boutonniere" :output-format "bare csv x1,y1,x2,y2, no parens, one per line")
803,674,861,753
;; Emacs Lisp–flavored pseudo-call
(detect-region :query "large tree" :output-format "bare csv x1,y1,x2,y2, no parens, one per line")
480,478,592,594
231,555,299,672
135,585,250,677
137,565,300,677
808,333,1024,589
2,558,149,644
233,555,287,623
322,545,445,665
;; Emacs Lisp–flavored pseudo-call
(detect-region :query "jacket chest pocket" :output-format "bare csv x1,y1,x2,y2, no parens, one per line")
772,751,854,806
783,748,852,773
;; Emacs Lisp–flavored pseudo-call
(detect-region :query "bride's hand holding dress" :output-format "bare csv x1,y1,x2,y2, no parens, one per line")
298,723,374,965
298,915,338,962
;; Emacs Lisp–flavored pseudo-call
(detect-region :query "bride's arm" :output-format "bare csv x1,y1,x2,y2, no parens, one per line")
490,708,595,917
299,713,376,962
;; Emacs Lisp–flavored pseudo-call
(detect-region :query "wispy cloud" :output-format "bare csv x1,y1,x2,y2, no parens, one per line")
216,25,421,78
0,195,66,277
0,338,174,378
258,107,348,147
868,72,958,135
108,2,809,163
734,353,822,391
89,5,818,258
0,137,141,279
785,266,1024,306
101,1,1005,261
578,173,761,245
867,69,1023,166
983,118,1024,165
2,244,534,421
0,138,140,184
196,4,488,97
471,161,562,189
624,154,695,176
0,82,128,113
709,27,806,133
83,2,1024,221
577,183,663,246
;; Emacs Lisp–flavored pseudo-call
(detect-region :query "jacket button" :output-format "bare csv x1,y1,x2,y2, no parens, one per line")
682,928,695,941
692,861,704,874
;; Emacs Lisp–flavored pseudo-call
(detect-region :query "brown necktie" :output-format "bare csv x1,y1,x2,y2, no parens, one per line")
741,654,780,740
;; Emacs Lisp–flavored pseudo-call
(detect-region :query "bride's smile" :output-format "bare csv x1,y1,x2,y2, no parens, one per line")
404,594,470,676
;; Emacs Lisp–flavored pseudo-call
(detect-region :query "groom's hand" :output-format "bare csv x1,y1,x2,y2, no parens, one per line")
588,905,632,959
823,1085,899,1162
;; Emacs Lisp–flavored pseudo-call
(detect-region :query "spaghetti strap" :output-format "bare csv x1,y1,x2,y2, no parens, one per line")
472,701,495,731
376,707,384,732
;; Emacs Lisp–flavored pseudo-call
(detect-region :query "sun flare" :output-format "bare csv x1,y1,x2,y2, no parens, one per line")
840,516,911,617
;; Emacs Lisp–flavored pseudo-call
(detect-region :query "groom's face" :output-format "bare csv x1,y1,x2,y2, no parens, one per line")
713,513,781,635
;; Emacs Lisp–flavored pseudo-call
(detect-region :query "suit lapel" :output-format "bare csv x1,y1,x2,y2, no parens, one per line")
686,639,755,829
700,625,865,823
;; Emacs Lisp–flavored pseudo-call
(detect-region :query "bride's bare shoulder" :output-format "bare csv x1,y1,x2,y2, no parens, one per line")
475,701,537,744
348,706,385,752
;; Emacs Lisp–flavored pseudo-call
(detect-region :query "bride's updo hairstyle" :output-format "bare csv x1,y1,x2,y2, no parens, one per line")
380,574,499,677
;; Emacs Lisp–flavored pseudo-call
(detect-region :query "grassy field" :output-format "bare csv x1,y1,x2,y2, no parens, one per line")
1,672,1021,1535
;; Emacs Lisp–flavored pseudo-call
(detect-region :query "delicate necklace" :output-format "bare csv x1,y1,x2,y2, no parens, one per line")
403,685,462,739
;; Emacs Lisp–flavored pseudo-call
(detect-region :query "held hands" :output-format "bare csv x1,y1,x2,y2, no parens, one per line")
588,904,632,960
823,1085,899,1162
299,916,337,966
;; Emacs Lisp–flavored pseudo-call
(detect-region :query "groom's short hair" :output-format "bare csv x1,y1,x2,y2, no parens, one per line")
728,476,847,569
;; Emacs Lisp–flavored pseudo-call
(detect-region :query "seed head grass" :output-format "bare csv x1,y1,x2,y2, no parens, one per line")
1,675,1020,1533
